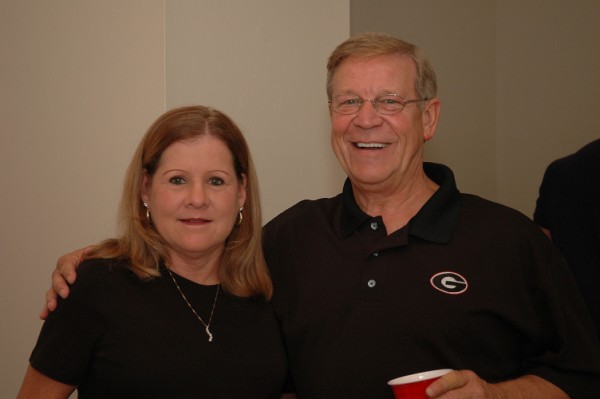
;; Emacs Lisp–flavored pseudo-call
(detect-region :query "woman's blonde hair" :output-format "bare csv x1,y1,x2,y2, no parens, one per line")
86,105,272,299
326,32,437,106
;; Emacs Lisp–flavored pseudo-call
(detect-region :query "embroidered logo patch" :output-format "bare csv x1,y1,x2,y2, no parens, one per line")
430,271,468,295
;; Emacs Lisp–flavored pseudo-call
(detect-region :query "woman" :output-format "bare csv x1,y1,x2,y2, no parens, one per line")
18,106,291,398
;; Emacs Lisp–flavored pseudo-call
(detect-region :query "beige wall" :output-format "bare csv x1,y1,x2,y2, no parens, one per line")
495,1,600,214
352,0,498,201
351,0,600,216
165,1,349,221
1,1,348,397
1,1,166,396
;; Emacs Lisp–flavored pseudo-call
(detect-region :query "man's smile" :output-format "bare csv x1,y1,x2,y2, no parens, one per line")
354,142,388,149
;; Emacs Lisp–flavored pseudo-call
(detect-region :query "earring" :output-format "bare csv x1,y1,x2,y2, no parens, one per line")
143,202,151,222
236,207,244,226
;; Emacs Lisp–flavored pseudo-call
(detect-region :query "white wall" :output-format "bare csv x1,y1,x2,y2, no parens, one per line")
1,1,349,396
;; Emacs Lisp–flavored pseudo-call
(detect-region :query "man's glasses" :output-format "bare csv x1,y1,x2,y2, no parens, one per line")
329,94,429,115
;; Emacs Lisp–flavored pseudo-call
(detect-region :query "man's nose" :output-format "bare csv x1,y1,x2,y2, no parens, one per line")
353,99,383,128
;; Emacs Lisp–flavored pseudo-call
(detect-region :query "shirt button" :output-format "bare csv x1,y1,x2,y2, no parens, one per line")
370,222,378,230
367,279,376,288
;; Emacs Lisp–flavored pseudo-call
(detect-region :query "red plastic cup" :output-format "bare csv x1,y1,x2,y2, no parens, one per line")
387,369,452,399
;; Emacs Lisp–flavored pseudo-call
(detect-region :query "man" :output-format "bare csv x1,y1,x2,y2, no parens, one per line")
44,33,600,398
534,138,600,337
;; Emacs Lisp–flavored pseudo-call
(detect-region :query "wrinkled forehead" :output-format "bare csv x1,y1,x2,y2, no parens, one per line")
331,54,418,95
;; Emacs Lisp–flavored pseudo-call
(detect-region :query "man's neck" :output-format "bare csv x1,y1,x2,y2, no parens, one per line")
352,172,439,234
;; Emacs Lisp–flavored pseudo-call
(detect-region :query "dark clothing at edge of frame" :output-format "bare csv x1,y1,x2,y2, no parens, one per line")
265,162,600,399
534,138,600,337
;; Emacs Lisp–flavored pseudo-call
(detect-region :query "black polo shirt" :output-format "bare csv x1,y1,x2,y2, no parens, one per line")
264,162,600,399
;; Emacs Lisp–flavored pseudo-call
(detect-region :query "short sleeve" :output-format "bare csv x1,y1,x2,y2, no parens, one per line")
29,259,110,385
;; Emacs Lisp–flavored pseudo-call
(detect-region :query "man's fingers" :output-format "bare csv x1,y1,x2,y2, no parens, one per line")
81,244,96,257
45,287,58,309
42,245,94,319
52,268,71,298
39,288,58,320
426,370,465,397
39,306,49,320
56,245,94,285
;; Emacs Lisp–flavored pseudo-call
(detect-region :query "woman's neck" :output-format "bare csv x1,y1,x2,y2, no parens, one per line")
166,249,222,285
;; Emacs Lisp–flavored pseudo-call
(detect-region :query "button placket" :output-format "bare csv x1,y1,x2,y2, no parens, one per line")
360,217,386,300
364,246,381,297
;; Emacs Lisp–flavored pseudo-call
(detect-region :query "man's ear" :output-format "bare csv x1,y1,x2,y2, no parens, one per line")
422,98,441,142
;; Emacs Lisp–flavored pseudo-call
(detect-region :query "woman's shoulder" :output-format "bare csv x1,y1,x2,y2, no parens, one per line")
73,257,132,288
78,257,127,273
59,258,147,312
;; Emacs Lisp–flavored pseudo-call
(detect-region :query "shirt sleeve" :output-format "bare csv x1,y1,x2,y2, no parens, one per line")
524,234,600,397
29,259,110,385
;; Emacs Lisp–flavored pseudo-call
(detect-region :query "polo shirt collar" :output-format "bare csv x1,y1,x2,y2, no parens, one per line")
340,162,461,243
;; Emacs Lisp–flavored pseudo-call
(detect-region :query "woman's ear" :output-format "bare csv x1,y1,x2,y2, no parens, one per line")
238,174,247,209
141,169,151,204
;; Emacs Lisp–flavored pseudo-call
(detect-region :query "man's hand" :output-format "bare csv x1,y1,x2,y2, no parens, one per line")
39,245,96,320
425,370,496,398
425,370,568,399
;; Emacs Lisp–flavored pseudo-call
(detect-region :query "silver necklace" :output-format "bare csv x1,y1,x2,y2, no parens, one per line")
166,267,220,342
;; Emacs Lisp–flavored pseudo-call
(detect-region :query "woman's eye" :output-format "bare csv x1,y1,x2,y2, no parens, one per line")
169,176,187,185
208,177,224,186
